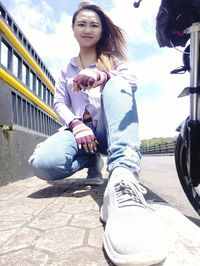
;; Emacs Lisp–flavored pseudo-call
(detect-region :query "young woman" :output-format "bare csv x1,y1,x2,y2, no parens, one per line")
29,2,168,265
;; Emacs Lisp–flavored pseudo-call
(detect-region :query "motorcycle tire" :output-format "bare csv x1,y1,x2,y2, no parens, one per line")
175,133,200,216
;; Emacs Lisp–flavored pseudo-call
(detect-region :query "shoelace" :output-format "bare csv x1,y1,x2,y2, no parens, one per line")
115,179,147,208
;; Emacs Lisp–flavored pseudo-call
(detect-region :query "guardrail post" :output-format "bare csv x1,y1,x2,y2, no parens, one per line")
0,79,13,128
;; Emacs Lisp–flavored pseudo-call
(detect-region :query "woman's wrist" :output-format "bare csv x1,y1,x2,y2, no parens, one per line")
69,118,82,130
101,70,111,81
94,70,110,82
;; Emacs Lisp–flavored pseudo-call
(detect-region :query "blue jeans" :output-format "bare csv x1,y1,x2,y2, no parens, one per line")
29,76,141,181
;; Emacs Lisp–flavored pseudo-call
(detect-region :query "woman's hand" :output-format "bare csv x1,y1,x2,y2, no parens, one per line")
73,69,109,91
69,119,98,153
73,69,98,91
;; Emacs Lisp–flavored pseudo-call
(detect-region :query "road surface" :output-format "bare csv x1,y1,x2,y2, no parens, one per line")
140,155,200,225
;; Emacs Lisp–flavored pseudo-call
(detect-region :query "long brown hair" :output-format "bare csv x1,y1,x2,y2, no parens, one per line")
72,1,127,71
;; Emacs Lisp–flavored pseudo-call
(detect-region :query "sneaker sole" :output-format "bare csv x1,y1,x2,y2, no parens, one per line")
85,178,104,186
103,232,167,266
100,206,107,223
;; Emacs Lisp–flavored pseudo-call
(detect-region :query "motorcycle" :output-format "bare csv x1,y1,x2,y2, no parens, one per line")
134,0,200,215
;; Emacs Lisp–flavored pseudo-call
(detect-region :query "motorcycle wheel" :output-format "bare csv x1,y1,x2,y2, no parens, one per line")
175,133,200,216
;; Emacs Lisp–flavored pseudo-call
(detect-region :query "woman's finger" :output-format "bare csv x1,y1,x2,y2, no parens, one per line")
82,143,89,153
87,142,95,153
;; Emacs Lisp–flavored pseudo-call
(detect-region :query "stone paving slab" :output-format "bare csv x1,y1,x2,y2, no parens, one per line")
0,167,200,266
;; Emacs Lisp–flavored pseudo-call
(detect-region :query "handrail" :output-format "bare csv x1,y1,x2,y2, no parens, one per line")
0,18,55,93
140,141,176,155
0,67,60,122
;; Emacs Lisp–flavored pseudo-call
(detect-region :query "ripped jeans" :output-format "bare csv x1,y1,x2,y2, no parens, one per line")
29,76,141,181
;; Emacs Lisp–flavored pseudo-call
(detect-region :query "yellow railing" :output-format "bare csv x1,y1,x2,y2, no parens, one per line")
0,18,55,93
0,67,60,121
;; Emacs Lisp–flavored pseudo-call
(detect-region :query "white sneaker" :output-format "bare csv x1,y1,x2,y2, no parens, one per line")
100,167,168,266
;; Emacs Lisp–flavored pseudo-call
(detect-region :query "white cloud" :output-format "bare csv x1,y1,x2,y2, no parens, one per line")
107,0,190,139
5,0,190,140
129,49,190,139
109,0,160,43
6,0,79,78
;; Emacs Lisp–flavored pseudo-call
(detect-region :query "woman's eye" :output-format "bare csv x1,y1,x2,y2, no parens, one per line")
91,24,99,28
76,22,100,28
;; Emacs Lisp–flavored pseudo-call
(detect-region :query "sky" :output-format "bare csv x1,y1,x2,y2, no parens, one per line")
1,0,190,140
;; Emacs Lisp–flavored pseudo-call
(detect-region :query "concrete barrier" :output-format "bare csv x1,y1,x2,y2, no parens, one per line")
0,127,46,186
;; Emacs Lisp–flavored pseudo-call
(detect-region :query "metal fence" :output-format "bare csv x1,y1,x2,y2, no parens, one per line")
0,1,62,135
140,141,176,155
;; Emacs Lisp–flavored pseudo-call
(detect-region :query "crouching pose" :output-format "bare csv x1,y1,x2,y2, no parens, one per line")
29,2,168,265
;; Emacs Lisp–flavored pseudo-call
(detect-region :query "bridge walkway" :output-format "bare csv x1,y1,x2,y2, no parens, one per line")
0,157,200,266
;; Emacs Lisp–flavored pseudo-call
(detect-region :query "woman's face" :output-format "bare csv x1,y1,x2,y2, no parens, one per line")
72,9,102,49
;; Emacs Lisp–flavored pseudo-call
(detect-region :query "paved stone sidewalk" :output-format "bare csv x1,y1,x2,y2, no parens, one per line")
0,167,200,266
0,167,113,266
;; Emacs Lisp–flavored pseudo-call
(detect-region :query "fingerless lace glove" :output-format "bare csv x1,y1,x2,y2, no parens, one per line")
69,120,96,149
73,69,110,91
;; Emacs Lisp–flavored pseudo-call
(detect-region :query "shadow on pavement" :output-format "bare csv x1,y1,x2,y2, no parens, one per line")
28,178,200,227
143,184,200,227
186,216,200,227
28,177,107,209
28,178,169,212
144,186,168,204
27,177,200,265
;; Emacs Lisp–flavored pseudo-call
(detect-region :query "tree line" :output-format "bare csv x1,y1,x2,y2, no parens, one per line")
140,136,177,149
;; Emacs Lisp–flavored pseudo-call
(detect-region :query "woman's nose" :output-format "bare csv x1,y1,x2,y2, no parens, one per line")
85,26,92,33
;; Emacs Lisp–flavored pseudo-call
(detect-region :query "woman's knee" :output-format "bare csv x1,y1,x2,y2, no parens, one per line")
29,130,77,181
30,152,74,181
102,76,132,99
105,75,130,88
